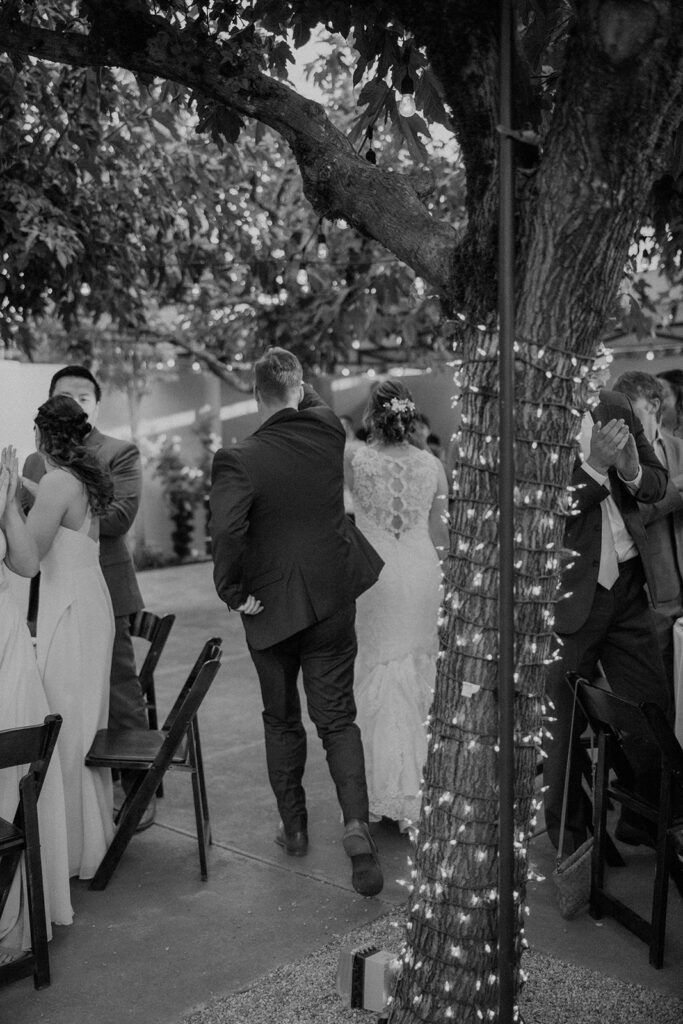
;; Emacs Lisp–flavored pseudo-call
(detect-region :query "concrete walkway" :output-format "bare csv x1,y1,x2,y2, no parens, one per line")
2,561,682,1023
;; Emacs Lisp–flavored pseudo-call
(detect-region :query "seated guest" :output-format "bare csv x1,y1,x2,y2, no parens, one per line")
0,447,72,959
24,398,116,878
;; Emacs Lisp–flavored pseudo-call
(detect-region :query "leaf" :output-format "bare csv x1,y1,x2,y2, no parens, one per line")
416,69,451,130
215,105,244,145
357,78,391,121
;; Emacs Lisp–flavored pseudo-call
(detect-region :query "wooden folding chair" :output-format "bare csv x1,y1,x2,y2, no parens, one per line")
0,715,62,990
570,673,683,968
86,638,222,891
129,611,176,733
129,610,176,799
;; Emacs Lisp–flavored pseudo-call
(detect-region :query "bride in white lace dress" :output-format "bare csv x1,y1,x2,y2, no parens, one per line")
346,380,449,832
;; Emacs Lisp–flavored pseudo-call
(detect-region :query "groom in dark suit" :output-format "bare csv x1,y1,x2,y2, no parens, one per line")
543,388,672,852
210,347,384,896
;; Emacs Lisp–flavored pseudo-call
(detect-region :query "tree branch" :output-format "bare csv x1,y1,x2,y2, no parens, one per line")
1,13,459,294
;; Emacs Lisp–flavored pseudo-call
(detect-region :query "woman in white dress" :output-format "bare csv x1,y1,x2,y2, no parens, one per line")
0,448,72,960
346,380,449,833
24,397,115,879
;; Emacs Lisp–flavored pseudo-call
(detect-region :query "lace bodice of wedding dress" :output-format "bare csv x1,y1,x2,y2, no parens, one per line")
351,444,438,539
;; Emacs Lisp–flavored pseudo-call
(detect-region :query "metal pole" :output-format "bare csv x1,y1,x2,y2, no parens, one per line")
497,0,516,1021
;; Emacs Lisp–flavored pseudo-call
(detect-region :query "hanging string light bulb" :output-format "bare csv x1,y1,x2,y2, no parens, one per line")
365,125,377,164
317,226,328,261
398,73,416,118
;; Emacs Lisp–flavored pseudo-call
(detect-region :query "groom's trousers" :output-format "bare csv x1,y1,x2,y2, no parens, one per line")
248,600,370,834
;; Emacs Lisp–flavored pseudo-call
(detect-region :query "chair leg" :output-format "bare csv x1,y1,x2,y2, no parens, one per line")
0,850,22,918
90,773,162,891
188,732,210,881
650,781,673,969
146,686,164,799
669,844,683,898
20,776,50,988
590,733,609,918
191,724,211,842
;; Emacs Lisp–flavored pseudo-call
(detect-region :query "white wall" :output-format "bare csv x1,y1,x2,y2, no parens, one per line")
0,360,62,467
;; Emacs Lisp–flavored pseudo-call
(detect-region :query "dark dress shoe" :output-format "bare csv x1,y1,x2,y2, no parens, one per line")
274,823,308,857
342,819,383,897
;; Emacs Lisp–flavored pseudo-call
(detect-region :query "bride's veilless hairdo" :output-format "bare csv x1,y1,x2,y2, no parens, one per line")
34,395,113,515
363,379,417,445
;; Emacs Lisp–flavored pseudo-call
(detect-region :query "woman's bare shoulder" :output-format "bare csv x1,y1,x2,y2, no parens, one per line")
38,467,82,496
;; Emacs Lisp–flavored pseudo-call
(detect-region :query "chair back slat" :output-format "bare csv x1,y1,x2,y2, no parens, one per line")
162,637,221,731
132,613,175,701
157,658,221,762
129,610,166,643
571,676,646,737
641,702,683,778
0,716,62,787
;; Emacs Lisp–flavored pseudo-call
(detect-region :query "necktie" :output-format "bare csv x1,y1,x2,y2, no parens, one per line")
597,500,619,589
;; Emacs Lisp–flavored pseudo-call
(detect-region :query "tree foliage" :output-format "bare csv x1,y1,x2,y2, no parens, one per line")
0,16,464,372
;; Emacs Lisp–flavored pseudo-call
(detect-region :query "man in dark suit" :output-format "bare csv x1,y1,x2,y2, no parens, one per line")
614,371,683,697
210,347,384,896
543,388,671,853
23,365,151,822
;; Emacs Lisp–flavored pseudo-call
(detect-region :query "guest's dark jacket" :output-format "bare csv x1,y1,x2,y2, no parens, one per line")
210,385,383,650
637,430,683,606
555,389,668,635
23,427,143,617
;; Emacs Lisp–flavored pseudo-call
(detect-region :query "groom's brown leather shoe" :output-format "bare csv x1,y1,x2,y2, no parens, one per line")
274,822,309,857
342,819,383,897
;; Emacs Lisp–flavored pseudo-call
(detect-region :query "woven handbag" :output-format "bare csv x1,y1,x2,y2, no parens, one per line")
551,679,594,919
552,836,593,919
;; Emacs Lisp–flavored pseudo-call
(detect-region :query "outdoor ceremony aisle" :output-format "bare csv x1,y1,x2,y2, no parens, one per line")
1,562,681,1024
0,562,405,1024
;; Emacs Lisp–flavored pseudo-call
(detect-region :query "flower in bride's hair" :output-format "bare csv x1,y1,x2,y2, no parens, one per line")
383,397,416,415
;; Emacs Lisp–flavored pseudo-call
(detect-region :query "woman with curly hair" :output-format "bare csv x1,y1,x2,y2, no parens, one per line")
345,379,449,834
24,394,115,879
657,369,683,438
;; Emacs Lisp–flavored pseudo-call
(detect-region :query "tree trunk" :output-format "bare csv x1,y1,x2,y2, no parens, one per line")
126,380,147,558
391,14,683,1014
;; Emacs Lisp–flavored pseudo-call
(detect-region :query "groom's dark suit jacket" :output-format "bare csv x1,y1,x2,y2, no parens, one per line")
555,389,667,635
210,386,383,651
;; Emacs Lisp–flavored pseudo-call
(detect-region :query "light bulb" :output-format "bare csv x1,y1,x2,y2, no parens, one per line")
317,242,328,260
398,93,416,117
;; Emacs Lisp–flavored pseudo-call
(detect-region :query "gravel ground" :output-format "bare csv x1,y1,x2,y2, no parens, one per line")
180,912,683,1024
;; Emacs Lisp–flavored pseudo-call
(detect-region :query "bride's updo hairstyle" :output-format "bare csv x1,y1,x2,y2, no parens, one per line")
362,379,417,444
34,395,113,515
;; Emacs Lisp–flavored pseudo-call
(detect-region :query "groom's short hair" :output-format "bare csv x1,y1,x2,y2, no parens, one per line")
254,347,303,402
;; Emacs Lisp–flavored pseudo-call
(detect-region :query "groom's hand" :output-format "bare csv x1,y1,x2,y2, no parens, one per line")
237,594,263,615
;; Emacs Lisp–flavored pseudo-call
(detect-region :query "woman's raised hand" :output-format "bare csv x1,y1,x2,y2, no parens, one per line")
0,446,20,505
0,464,9,520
